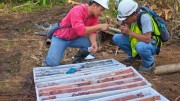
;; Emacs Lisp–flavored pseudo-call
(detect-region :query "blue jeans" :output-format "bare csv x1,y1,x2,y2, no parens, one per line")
112,33,157,67
47,23,59,39
45,36,91,66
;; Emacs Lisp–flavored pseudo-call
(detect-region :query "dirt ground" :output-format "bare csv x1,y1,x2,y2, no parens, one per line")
0,2,180,101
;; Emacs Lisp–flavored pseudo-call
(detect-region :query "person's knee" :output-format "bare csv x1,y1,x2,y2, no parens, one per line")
46,57,60,66
81,41,91,50
113,34,126,46
136,42,147,54
112,34,120,44
81,37,91,46
86,41,91,47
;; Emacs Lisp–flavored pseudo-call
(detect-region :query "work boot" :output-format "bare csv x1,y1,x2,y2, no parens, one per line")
122,57,136,63
123,55,141,63
139,62,155,72
72,50,90,64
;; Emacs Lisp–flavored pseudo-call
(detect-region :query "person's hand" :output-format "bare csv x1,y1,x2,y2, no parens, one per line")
99,24,109,31
119,25,132,35
90,43,98,53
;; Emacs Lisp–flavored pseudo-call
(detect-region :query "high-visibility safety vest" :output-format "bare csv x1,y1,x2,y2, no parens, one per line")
129,13,161,57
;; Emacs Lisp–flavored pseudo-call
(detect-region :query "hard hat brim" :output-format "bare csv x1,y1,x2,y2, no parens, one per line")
117,16,126,21
101,5,109,9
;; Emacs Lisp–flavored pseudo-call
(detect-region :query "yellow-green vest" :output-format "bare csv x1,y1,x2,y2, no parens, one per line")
130,13,161,57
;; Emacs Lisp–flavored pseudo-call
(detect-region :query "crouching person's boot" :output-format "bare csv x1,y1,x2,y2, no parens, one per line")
72,50,90,64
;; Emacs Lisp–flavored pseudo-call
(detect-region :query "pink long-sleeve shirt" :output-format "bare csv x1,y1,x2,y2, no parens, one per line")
53,4,99,40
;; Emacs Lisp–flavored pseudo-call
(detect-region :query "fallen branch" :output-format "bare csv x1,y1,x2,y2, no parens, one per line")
154,63,180,75
175,95,180,101
68,0,82,5
108,27,121,33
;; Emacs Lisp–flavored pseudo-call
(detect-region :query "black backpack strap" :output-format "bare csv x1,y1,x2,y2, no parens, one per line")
58,22,72,29
137,12,144,32
59,25,72,29
47,23,72,39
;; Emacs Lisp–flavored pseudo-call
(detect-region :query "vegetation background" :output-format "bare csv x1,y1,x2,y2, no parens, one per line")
0,0,179,38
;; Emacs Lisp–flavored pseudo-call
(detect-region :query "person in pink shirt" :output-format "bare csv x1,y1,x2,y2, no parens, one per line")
43,0,110,66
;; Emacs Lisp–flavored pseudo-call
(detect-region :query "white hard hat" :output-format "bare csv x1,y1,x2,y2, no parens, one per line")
92,0,109,9
117,0,138,21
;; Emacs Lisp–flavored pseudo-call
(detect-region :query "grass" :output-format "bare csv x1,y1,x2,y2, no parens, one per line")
0,0,67,13
0,82,6,91
2,40,14,46
0,2,5,9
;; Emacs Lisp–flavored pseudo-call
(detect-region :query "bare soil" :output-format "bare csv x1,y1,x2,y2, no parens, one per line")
0,3,180,101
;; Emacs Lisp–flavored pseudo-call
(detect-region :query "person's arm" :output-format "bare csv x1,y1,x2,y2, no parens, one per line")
120,25,151,43
88,34,97,53
120,14,153,43
128,31,151,43
70,6,109,36
85,24,109,35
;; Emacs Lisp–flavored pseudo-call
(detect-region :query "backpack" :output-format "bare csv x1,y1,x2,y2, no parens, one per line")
137,6,170,42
